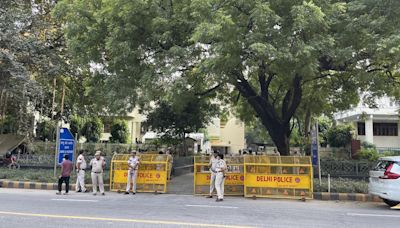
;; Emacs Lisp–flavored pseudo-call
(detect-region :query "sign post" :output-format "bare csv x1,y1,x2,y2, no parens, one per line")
311,120,321,184
57,128,75,164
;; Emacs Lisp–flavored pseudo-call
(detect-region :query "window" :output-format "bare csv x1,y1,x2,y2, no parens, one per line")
357,122,365,136
373,123,398,136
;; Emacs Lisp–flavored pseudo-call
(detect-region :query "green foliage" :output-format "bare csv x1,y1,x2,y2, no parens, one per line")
70,115,84,139
361,141,376,150
313,178,368,194
81,117,103,142
318,117,333,147
356,148,380,161
54,0,400,154
245,119,273,146
35,120,57,141
327,125,353,147
110,119,129,143
145,88,218,145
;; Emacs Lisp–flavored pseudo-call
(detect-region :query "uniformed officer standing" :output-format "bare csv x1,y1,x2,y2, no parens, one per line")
206,151,218,198
125,151,140,195
75,150,88,193
90,151,106,196
215,153,227,202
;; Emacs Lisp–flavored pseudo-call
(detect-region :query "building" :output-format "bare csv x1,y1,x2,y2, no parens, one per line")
101,108,146,144
334,96,400,149
206,116,245,154
100,108,246,154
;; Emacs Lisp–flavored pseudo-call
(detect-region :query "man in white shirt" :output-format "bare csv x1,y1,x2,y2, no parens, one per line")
75,150,88,193
125,151,140,195
206,151,218,198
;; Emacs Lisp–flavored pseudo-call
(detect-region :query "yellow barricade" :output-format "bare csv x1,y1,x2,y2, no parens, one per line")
194,156,244,195
244,155,313,199
110,154,170,193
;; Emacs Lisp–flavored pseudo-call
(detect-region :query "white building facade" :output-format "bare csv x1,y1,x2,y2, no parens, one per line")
335,96,400,149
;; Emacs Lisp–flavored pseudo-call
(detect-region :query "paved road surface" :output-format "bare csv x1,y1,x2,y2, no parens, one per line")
0,188,399,228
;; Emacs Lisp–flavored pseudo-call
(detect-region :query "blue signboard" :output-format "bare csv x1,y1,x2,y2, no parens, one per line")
58,128,75,164
311,124,319,166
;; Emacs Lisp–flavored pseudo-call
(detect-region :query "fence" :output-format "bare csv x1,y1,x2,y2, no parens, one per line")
320,160,376,178
194,156,244,196
110,154,170,193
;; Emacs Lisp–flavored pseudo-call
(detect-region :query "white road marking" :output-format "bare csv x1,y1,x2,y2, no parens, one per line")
347,213,400,218
51,199,98,202
186,204,238,209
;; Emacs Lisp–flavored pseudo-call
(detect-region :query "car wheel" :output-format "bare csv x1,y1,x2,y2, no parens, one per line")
383,199,400,207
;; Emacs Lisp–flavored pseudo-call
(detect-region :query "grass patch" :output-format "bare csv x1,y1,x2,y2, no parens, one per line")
0,167,110,184
313,177,368,194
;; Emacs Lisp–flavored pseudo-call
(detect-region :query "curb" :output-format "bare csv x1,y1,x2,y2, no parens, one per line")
0,180,382,202
313,192,382,202
0,180,110,191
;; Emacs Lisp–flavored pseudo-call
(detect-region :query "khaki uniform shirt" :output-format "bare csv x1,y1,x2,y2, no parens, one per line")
90,157,105,173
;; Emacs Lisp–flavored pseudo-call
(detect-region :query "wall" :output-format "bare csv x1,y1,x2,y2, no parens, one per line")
220,117,245,154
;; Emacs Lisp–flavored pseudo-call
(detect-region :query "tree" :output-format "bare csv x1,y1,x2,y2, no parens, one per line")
144,89,218,154
55,0,400,155
35,120,57,141
81,117,103,143
110,119,129,143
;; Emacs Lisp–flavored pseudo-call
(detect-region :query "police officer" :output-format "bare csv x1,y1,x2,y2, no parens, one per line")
75,150,88,193
206,151,218,198
215,153,227,202
125,151,140,195
90,151,106,196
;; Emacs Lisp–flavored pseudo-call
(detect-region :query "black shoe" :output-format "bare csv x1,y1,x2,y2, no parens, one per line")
131,192,136,195
124,192,130,195
101,193,105,196
206,195,212,198
83,190,89,193
76,190,82,193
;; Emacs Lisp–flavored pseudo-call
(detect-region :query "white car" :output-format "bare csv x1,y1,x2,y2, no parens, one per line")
369,156,400,207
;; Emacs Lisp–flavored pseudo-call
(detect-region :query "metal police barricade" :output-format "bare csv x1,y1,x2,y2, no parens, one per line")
194,156,244,195
244,155,313,200
110,154,170,193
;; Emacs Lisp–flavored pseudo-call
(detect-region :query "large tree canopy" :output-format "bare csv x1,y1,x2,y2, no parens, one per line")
55,0,400,155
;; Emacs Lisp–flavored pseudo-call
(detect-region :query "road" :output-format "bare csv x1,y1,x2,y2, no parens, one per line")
0,188,399,228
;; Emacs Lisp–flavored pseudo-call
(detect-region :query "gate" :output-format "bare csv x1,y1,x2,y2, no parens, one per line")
110,154,170,193
194,156,244,195
244,155,313,199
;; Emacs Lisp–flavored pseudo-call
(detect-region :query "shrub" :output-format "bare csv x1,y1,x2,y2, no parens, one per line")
36,120,57,141
110,119,129,143
356,148,380,161
327,125,353,147
81,117,103,142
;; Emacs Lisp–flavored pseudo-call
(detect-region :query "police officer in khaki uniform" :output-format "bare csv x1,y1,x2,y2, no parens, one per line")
215,153,227,202
90,151,106,196
125,151,140,195
206,151,218,198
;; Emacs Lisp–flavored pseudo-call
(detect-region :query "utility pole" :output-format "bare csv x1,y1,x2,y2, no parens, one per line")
53,81,66,177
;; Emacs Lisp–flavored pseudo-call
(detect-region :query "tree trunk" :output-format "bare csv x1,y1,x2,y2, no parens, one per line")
233,68,303,156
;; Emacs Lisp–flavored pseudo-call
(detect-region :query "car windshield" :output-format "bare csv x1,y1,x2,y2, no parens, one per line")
373,160,395,171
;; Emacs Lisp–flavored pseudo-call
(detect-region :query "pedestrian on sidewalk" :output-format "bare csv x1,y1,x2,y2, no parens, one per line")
215,153,227,202
206,151,218,198
90,151,106,196
75,150,88,193
125,151,140,195
56,154,73,195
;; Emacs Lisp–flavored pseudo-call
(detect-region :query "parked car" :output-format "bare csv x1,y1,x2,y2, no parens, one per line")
369,156,400,207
